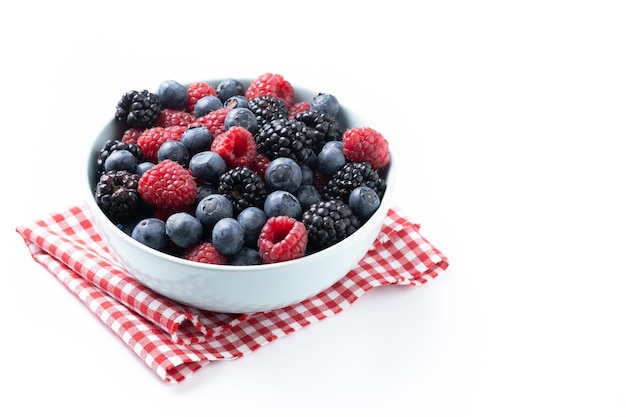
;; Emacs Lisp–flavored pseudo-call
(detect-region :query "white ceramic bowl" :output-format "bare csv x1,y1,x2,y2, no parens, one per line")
85,79,396,313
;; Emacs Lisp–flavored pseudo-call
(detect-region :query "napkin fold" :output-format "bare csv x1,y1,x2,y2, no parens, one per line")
16,204,449,384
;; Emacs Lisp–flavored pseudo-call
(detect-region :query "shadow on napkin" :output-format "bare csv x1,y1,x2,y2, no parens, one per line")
16,204,448,384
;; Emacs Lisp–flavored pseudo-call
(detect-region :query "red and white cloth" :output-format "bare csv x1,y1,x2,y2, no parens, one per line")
16,204,449,384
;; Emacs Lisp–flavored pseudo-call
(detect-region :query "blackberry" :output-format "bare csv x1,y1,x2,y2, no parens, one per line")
322,161,386,203
247,95,289,127
96,139,145,177
254,118,314,164
294,110,345,154
301,199,360,251
115,89,161,129
94,170,143,221
217,166,268,215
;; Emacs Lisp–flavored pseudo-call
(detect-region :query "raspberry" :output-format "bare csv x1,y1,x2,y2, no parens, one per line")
211,126,257,168
342,126,390,170
258,216,308,263
249,153,271,179
121,128,143,145
155,108,196,127
137,125,187,163
151,206,183,223
186,82,218,113
288,101,311,119
245,73,294,109
138,160,197,210
192,107,231,138
182,242,228,265
313,170,329,194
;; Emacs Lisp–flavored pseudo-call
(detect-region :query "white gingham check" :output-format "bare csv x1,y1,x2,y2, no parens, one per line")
16,204,448,383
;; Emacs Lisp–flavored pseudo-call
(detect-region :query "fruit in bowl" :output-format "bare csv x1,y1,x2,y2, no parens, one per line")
86,73,395,313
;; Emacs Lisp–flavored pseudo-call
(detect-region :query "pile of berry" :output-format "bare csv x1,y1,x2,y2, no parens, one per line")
94,73,391,266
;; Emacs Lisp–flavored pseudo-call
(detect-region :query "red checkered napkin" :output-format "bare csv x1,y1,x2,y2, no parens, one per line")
16,204,448,384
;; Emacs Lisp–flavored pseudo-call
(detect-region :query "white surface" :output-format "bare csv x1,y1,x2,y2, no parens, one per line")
2,1,625,415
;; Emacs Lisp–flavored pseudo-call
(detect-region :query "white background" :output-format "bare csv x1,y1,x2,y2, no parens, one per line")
2,1,625,415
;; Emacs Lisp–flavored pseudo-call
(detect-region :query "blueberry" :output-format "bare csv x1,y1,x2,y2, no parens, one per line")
136,161,155,178
311,93,339,118
189,151,227,183
223,107,259,134
194,95,223,118
117,218,140,236
237,206,267,248
180,125,213,155
195,183,219,204
104,149,137,173
212,217,244,256
131,218,168,250
316,141,345,177
348,186,381,219
157,79,188,110
295,185,322,211
195,194,233,232
223,95,248,109
264,190,302,218
165,212,203,249
230,247,262,266
216,78,245,102
157,140,190,166
323,140,343,152
299,163,314,186
264,157,302,193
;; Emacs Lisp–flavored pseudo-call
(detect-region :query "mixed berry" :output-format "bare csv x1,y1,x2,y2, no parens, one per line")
94,73,391,266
